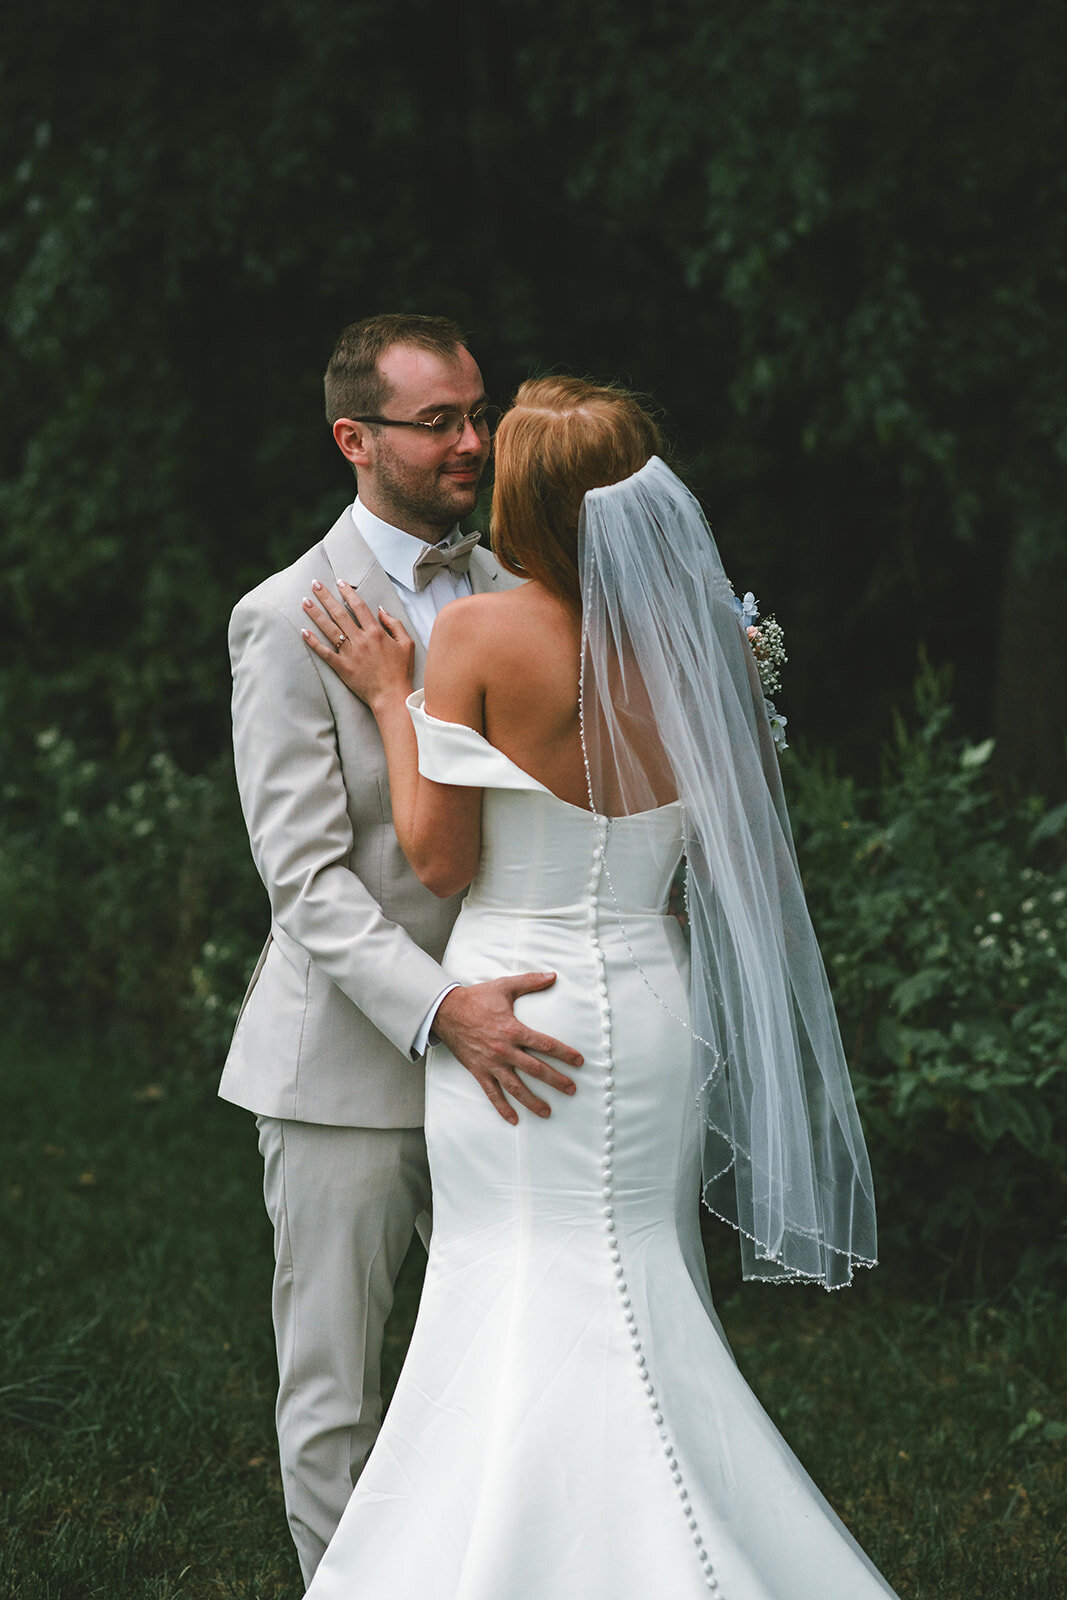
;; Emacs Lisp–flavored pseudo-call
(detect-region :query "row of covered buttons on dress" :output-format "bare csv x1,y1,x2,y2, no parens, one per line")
587,821,722,1596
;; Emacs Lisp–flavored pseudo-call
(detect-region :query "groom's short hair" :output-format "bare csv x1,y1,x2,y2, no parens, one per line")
324,313,469,426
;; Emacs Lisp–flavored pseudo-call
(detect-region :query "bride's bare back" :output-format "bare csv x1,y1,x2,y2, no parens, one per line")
425,579,676,815
425,581,590,808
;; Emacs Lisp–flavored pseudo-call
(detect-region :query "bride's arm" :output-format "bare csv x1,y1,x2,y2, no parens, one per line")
302,581,482,897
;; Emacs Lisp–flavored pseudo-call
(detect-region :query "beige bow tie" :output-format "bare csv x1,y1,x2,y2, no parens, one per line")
411,531,481,592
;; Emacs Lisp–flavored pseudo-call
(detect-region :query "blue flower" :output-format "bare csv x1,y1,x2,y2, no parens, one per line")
730,590,759,629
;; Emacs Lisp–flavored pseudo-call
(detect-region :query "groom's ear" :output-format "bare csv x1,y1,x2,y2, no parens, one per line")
333,417,373,470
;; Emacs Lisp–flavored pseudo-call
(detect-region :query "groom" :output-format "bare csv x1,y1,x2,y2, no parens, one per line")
220,313,581,1584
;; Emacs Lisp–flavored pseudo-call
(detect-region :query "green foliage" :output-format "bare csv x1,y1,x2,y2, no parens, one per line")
0,724,262,1063
1,0,1065,784
2,659,1062,1287
788,662,1067,1281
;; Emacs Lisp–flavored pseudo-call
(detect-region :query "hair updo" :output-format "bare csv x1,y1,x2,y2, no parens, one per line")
490,376,666,605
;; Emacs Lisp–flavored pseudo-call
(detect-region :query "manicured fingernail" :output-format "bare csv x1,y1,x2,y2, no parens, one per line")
302,596,311,608
301,628,310,639
312,579,323,591
337,578,348,588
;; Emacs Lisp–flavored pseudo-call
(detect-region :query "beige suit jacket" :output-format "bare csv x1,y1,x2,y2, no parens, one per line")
218,506,513,1128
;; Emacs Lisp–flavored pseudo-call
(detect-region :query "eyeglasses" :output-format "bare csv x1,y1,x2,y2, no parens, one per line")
351,403,502,440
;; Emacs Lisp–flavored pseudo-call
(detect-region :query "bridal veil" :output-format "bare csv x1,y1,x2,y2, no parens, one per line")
578,455,877,1289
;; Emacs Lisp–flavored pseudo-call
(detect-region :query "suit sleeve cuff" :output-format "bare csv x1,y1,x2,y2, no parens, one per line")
411,983,462,1059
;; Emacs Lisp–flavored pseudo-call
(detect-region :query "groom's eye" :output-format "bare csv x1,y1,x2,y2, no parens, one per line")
424,407,499,437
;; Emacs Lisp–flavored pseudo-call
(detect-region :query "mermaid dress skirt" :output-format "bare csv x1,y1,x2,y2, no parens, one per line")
305,705,899,1600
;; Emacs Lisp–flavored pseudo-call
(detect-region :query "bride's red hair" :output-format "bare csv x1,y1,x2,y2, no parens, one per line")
490,376,665,605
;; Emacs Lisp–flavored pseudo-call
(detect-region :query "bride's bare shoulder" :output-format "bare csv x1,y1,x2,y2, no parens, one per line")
429,583,541,646
430,585,579,684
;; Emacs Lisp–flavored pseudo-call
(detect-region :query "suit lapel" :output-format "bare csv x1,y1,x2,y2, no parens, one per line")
322,509,429,686
322,512,511,687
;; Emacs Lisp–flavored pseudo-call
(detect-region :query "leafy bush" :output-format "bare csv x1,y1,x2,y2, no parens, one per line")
787,663,1067,1286
0,727,263,1066
2,661,1063,1284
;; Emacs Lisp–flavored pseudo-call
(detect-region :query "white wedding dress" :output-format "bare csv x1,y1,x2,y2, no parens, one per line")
305,699,899,1600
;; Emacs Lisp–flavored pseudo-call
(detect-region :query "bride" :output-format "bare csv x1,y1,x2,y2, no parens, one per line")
298,376,899,1598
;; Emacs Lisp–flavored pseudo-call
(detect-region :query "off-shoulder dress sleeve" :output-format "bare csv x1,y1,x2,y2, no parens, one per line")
407,689,550,793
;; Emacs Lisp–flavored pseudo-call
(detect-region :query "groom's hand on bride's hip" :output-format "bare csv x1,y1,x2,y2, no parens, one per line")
432,974,582,1125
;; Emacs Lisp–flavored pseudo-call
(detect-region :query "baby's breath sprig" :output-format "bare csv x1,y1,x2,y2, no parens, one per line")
750,615,787,699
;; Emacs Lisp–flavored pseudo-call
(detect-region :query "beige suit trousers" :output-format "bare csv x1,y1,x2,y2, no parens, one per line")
256,1116,432,1586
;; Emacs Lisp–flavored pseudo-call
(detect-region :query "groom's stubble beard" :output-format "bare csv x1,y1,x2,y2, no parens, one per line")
369,432,487,540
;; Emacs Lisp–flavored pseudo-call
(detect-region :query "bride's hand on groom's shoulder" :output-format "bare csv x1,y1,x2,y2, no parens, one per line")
301,580,414,710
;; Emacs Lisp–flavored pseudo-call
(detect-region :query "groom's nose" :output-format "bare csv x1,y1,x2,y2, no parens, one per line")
453,417,488,456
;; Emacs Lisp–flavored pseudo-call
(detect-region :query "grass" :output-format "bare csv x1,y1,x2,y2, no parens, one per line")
1,1022,1063,1599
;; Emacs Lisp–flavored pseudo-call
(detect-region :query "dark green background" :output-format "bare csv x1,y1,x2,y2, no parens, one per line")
3,0,1065,791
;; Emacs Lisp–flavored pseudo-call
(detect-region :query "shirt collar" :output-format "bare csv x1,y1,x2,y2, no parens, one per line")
351,497,459,593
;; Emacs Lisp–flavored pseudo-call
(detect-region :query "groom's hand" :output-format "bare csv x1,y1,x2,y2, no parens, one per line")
432,974,582,1125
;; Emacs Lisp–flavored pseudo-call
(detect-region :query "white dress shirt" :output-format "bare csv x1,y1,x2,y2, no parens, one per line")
351,498,473,640
351,497,470,1055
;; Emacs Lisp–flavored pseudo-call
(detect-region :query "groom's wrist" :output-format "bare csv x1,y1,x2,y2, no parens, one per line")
413,983,462,1058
